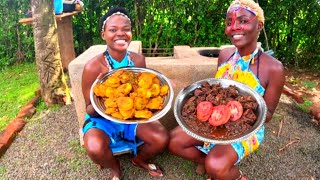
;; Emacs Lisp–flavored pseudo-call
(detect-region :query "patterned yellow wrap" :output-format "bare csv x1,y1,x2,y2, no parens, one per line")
241,135,259,157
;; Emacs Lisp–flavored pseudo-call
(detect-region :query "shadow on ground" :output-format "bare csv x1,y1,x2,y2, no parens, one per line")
0,95,319,179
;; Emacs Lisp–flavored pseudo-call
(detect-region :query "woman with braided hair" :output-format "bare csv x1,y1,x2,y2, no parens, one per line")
81,7,168,180
169,0,285,179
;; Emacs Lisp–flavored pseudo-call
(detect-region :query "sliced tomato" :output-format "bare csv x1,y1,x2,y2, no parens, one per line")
226,101,243,121
208,105,231,126
196,101,214,122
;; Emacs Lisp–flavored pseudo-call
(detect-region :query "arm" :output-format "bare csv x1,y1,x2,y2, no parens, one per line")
262,59,285,123
81,56,105,117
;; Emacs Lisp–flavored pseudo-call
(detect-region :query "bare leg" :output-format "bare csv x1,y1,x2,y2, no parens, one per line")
205,144,240,180
84,129,120,179
168,126,206,168
132,121,169,176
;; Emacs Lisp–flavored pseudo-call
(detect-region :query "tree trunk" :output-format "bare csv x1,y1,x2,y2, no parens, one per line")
31,0,71,106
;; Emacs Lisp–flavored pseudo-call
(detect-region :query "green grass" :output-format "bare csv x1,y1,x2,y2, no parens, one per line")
68,139,86,155
254,148,262,156
0,165,6,177
0,63,39,132
303,80,317,90
297,98,313,113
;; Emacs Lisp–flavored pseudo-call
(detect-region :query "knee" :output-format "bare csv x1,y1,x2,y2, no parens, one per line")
147,127,169,150
84,136,109,159
154,129,169,149
168,130,181,153
205,156,229,179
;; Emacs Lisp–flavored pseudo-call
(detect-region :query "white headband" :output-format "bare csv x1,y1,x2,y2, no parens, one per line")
101,11,131,32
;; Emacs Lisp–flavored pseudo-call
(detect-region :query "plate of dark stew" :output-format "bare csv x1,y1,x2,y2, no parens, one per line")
174,78,267,144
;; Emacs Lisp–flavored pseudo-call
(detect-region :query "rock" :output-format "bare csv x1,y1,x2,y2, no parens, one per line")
16,96,39,118
282,85,304,104
0,118,26,156
310,107,320,120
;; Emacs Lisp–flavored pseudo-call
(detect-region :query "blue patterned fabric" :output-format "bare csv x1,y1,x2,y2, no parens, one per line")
83,114,143,155
104,50,134,69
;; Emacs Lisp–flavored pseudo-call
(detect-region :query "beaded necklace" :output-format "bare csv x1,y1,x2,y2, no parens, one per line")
103,49,134,70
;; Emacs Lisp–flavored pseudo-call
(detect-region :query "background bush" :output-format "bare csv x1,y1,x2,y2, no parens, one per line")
0,0,319,71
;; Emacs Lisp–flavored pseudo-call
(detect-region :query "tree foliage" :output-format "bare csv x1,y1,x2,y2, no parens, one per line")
0,0,319,70
0,0,34,68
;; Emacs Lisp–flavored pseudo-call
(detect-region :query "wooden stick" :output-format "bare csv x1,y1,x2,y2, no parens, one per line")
277,118,284,137
279,137,300,152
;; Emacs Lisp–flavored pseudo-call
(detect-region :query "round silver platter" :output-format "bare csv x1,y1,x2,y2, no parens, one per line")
90,67,174,124
174,78,267,144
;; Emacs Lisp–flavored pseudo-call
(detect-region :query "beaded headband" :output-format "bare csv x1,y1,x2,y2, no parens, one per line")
227,0,257,16
101,11,131,32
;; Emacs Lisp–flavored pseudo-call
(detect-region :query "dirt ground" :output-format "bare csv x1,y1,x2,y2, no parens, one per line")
284,67,320,120
0,69,319,180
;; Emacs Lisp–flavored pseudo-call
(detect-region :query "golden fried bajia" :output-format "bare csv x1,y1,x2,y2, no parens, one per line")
93,70,170,120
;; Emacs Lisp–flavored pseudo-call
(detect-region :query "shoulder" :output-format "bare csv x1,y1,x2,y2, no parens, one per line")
83,53,105,77
129,51,145,61
259,52,285,88
218,47,236,65
260,52,284,75
129,51,146,68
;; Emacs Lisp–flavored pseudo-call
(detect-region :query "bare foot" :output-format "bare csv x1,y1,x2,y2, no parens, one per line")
195,163,206,175
131,158,163,177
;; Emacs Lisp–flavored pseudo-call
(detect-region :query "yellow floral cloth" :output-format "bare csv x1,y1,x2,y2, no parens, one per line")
215,48,265,96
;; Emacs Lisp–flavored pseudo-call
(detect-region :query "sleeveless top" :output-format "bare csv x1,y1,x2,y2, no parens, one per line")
103,49,134,70
215,48,265,96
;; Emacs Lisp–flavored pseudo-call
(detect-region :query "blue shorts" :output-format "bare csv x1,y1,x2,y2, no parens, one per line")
82,114,143,155
195,126,265,164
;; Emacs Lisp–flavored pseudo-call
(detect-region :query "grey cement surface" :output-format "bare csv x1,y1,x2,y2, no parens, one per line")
0,95,319,180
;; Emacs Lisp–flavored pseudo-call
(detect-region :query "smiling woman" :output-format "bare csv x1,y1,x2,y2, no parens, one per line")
168,0,285,179
81,7,169,179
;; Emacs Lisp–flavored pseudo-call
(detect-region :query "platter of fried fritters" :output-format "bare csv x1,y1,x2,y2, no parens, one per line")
90,67,174,124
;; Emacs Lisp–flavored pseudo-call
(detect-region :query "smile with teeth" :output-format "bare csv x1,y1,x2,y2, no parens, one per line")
232,34,244,39
115,39,127,43
114,39,128,46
